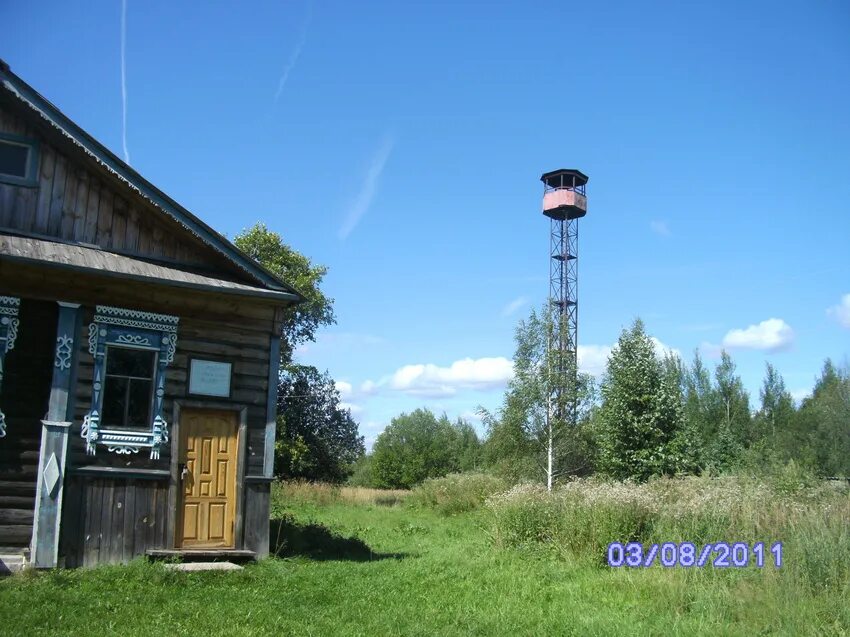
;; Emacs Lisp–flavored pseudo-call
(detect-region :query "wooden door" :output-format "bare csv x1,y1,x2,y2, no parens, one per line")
177,409,239,548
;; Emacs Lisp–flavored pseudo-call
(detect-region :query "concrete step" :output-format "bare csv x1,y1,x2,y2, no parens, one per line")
164,561,243,572
146,549,256,563
0,552,27,576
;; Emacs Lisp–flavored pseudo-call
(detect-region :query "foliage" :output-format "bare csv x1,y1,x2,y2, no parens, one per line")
481,305,597,489
275,365,365,482
595,319,685,480
371,408,481,489
346,454,376,488
234,223,335,362
409,472,508,515
792,360,850,476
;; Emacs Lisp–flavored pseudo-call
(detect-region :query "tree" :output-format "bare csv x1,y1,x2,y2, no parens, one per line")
275,365,364,482
681,350,714,470
234,223,335,362
794,360,850,476
481,305,596,489
756,362,796,442
702,351,749,470
450,418,483,472
596,319,684,481
371,409,471,489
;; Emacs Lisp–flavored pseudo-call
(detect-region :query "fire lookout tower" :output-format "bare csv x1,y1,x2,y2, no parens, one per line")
541,168,588,426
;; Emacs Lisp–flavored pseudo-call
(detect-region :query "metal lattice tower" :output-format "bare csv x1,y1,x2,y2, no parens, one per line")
541,169,589,426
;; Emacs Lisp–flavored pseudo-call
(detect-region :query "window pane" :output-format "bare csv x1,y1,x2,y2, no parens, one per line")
102,376,129,427
127,379,153,428
0,141,29,178
107,347,156,377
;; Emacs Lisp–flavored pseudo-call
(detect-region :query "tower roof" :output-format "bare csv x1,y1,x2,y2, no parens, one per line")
540,169,589,189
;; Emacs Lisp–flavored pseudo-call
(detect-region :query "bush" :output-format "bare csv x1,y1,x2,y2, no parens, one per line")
410,473,508,515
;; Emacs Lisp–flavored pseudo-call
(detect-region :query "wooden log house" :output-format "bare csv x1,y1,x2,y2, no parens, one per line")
0,60,301,571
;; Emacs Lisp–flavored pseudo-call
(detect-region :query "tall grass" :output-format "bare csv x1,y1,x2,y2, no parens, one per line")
410,473,508,515
485,472,850,591
273,480,409,508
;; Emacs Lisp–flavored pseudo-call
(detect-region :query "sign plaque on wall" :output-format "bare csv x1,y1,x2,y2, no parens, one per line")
188,359,233,398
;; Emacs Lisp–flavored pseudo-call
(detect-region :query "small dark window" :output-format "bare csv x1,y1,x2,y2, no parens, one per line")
102,347,156,429
0,140,30,178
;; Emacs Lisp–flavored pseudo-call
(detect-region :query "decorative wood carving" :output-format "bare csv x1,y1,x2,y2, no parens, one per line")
82,304,178,459
0,295,21,438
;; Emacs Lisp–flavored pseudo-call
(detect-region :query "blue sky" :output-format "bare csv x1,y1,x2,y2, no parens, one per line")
4,1,849,448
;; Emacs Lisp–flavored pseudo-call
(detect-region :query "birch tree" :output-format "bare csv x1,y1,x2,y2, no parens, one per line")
483,306,594,490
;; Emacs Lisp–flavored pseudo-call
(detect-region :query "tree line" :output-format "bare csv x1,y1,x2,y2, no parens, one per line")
235,223,849,488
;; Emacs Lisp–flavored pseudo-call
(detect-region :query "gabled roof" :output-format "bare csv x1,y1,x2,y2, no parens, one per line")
0,59,302,302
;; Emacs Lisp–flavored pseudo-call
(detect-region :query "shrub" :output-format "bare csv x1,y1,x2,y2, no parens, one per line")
410,473,508,515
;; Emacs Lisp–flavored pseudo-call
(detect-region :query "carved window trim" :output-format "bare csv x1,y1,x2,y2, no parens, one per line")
0,296,21,438
82,305,178,459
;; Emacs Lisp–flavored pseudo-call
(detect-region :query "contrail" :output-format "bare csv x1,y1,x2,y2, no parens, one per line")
274,0,312,103
339,133,395,240
120,0,130,164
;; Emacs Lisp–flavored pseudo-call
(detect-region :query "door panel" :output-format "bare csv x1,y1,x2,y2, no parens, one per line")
177,409,238,548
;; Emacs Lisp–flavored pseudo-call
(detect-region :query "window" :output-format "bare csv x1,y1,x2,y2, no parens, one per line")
102,347,156,429
82,305,179,459
0,134,39,187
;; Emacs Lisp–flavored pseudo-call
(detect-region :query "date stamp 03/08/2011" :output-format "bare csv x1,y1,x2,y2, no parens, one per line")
607,541,783,569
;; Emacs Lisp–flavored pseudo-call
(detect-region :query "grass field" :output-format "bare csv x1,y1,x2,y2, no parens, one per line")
1,479,848,636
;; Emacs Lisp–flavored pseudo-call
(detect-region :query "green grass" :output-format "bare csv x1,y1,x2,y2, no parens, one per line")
1,481,847,636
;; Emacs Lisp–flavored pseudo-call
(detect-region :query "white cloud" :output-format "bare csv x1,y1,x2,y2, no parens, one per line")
790,389,810,404
339,133,395,240
339,401,363,416
577,345,613,377
698,341,723,359
721,318,794,352
360,380,379,396
501,296,528,317
335,381,353,399
651,337,680,360
274,0,312,103
460,410,484,423
827,294,850,328
650,220,671,237
388,357,514,397
576,338,678,377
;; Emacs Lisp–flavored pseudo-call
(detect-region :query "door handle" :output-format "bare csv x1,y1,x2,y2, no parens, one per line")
179,463,189,481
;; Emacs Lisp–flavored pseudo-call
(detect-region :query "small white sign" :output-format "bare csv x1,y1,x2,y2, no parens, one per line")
189,359,232,397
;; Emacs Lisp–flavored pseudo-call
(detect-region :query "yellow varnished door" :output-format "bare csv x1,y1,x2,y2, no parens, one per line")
177,409,239,548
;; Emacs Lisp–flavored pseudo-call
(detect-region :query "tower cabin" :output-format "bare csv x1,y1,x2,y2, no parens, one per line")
0,60,303,571
541,169,588,220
